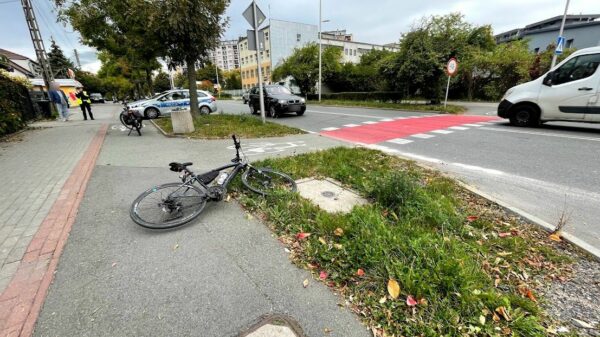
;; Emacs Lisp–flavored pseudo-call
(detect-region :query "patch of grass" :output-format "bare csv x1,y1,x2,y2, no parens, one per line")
235,147,575,337
311,99,466,114
154,113,304,139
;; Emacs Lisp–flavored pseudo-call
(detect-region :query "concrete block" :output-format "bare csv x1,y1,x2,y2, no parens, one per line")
246,324,298,337
171,109,195,134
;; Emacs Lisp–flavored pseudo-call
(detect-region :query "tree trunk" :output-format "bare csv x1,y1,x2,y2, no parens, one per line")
145,69,153,96
186,56,199,116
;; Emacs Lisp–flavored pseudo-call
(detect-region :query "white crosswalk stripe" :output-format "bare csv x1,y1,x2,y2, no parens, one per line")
380,118,394,122
448,126,469,131
387,138,414,145
411,133,435,139
463,123,483,127
343,124,360,128
321,127,339,131
431,130,454,134
363,121,378,124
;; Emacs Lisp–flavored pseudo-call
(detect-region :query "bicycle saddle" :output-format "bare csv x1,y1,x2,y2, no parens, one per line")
169,162,193,172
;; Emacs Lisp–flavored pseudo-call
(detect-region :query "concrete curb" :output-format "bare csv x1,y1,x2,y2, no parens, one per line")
148,119,177,138
457,181,600,261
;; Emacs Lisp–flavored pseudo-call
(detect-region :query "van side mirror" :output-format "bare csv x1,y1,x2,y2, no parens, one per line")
543,72,554,86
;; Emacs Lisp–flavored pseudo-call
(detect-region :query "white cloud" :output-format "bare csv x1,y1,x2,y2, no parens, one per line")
81,60,101,74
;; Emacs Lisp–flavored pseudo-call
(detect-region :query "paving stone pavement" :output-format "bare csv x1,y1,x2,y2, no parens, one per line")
0,106,114,293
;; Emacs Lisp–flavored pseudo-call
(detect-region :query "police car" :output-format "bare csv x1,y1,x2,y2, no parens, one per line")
128,89,217,119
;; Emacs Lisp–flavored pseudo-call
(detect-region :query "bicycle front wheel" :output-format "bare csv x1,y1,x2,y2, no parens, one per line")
130,183,207,229
242,167,297,196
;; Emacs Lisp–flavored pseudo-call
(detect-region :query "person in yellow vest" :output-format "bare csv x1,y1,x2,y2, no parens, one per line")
75,87,94,120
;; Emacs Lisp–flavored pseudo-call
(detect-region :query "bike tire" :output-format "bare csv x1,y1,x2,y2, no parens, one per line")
130,183,207,229
241,167,297,196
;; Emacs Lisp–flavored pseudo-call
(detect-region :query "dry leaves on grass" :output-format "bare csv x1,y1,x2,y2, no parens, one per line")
387,279,400,299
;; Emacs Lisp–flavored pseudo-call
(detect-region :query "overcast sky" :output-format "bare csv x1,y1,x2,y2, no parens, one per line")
1,0,599,74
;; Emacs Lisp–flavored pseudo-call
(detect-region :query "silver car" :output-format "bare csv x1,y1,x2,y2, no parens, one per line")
128,89,217,119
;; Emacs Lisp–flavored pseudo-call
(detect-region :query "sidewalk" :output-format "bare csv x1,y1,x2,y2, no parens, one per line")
0,105,115,336
8,111,371,336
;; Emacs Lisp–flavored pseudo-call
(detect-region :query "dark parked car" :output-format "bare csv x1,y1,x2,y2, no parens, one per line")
248,85,306,117
90,93,105,103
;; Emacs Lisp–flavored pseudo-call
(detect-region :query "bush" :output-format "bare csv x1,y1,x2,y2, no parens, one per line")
0,70,33,136
307,91,404,102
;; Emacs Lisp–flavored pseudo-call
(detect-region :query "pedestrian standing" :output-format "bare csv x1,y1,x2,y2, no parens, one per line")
49,82,69,121
76,87,94,120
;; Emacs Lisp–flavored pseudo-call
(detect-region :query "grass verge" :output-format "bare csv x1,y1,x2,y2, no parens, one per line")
235,147,577,337
311,99,466,114
153,113,304,139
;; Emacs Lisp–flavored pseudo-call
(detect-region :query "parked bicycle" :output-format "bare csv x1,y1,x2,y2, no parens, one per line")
130,135,297,229
119,102,145,136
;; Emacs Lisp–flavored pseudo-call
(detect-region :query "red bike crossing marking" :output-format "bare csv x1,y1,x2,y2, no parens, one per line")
321,115,500,144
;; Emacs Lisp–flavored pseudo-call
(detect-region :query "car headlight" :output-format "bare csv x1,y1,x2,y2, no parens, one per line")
300,98,305,103
278,99,287,104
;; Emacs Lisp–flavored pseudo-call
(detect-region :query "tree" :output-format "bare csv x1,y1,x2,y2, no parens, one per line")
174,72,188,89
222,70,241,90
154,71,171,93
272,44,342,95
153,0,229,116
74,70,105,94
47,39,74,78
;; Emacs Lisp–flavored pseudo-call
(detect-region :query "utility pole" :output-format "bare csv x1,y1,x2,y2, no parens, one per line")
318,0,322,102
21,0,54,92
252,0,266,123
551,0,571,69
215,63,220,98
74,49,81,69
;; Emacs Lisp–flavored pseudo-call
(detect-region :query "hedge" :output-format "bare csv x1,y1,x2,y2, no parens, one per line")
0,70,34,137
306,91,404,102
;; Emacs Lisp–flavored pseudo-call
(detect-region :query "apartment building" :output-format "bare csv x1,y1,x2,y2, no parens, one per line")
207,40,240,71
238,20,399,89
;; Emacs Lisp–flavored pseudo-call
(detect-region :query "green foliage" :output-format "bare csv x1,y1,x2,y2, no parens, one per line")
328,49,393,92
272,43,342,95
0,70,29,136
239,147,574,337
174,72,189,89
222,70,241,90
154,114,304,139
47,40,74,78
75,70,105,94
153,72,171,93
307,91,403,102
306,99,466,114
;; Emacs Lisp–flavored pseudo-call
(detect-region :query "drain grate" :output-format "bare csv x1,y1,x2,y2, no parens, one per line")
321,191,336,198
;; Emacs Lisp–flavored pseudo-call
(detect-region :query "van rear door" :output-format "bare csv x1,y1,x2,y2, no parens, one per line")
539,53,600,121
585,71,600,122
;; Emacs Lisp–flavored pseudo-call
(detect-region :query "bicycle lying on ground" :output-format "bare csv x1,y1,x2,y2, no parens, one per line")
130,135,297,229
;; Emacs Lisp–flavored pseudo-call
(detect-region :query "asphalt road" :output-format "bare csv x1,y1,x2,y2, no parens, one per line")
218,100,600,254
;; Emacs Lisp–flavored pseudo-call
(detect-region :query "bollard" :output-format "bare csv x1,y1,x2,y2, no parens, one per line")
171,108,195,134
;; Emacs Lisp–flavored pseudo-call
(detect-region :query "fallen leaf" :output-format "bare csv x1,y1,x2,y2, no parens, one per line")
307,263,318,270
495,306,511,321
387,279,400,299
492,313,500,322
333,227,344,236
498,232,512,238
333,243,343,250
494,278,501,287
172,243,179,251
319,271,328,280
526,289,537,303
284,248,291,253
497,251,512,257
356,268,365,276
296,232,311,240
303,279,309,288
549,232,562,242
418,297,428,305
406,295,417,306
246,213,254,220
467,215,479,222
318,237,327,245
225,195,231,202
378,296,387,304
324,327,332,334
111,262,117,267
479,315,486,325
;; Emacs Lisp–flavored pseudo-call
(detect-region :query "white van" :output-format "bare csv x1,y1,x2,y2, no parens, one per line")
498,46,600,126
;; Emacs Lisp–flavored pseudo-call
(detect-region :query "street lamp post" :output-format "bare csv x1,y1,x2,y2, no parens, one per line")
551,0,571,69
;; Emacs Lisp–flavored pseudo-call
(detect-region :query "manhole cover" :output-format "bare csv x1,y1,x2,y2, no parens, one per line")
321,191,336,198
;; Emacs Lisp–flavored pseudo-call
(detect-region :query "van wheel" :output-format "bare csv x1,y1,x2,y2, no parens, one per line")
509,106,538,127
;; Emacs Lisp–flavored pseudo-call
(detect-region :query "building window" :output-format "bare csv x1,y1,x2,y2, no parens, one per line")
297,34,301,42
344,49,348,55
566,39,574,48
353,49,356,56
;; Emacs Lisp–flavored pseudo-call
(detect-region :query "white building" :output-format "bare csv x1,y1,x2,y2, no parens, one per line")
207,40,240,71
321,30,399,64
0,48,40,79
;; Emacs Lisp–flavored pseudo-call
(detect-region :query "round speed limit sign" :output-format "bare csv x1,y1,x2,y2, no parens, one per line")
447,58,458,76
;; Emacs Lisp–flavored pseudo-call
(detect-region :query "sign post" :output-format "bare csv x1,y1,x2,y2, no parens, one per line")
551,0,570,69
444,58,458,108
243,1,267,123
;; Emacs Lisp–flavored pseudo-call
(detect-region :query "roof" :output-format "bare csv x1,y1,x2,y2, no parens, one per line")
524,14,600,29
30,78,83,87
0,48,32,61
8,60,34,77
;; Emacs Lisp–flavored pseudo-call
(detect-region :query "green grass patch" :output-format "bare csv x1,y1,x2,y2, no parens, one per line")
311,99,466,114
154,113,304,139
236,147,575,337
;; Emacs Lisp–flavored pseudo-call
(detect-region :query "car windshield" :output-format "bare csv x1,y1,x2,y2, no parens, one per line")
266,86,291,95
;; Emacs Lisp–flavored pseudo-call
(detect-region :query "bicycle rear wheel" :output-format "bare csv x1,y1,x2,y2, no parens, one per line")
130,183,207,229
242,167,297,196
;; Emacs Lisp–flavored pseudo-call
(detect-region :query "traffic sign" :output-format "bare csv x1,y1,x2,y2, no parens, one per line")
243,3,266,29
446,58,458,77
555,36,565,55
